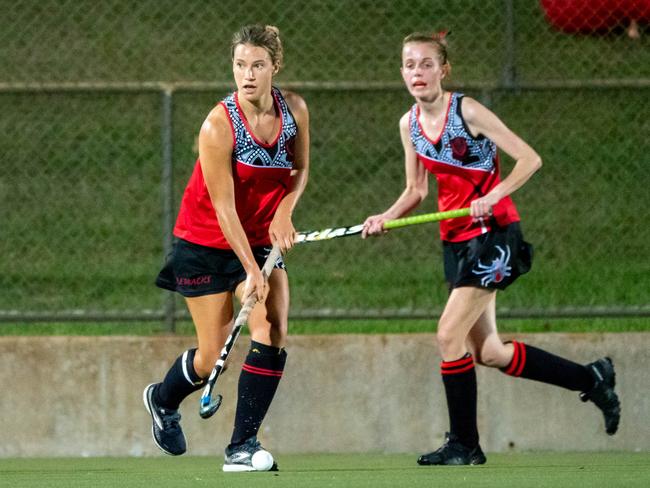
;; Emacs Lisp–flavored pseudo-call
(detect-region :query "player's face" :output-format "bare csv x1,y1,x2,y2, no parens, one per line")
401,42,446,98
233,43,277,101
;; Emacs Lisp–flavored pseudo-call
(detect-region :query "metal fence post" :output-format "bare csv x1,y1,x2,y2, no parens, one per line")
161,87,176,332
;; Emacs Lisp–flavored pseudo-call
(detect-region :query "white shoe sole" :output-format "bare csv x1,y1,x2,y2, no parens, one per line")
222,464,257,472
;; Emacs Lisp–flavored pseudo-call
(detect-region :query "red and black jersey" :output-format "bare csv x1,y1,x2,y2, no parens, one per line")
174,87,297,249
409,92,519,242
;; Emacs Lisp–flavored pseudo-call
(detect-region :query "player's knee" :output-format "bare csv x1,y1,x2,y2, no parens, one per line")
436,327,461,355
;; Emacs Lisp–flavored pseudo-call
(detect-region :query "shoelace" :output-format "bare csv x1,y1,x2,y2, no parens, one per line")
226,437,263,457
238,440,263,456
160,410,181,431
243,441,262,455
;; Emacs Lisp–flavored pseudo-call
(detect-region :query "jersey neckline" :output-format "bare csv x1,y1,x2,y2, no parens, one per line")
234,88,283,148
415,91,453,146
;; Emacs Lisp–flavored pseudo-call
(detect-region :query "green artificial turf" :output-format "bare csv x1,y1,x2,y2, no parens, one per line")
1,452,648,488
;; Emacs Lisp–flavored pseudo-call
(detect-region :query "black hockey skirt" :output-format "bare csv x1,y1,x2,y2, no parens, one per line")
442,222,533,291
156,238,285,297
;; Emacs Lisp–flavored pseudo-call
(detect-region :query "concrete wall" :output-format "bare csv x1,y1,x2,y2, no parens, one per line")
1,333,648,457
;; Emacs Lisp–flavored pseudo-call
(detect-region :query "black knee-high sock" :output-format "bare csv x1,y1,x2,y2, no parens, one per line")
501,341,593,391
230,341,287,446
441,353,479,448
155,348,206,410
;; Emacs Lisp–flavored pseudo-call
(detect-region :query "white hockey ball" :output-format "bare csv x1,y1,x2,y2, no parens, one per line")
251,449,274,471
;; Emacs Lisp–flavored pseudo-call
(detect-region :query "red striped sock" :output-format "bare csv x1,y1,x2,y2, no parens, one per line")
502,340,527,377
501,341,592,391
441,353,476,375
440,353,479,448
230,341,287,446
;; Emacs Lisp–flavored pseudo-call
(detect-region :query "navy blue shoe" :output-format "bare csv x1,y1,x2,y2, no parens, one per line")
143,383,186,455
418,433,486,466
580,357,621,435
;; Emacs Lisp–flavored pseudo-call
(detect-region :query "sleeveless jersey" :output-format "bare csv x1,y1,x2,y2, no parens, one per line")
174,87,297,249
409,92,519,242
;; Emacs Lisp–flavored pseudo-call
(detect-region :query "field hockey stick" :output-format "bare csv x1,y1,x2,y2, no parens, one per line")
199,244,281,419
295,207,471,243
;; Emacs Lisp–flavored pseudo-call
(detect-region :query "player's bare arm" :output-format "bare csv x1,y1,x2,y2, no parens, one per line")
461,97,542,218
198,104,265,300
269,91,310,253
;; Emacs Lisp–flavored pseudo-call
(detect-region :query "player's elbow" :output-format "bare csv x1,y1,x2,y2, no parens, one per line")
418,185,428,202
526,151,542,173
408,183,428,202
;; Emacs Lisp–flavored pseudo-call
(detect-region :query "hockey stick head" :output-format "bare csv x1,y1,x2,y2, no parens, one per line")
199,393,223,419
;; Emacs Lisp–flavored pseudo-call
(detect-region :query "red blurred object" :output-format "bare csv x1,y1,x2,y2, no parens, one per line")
541,0,650,33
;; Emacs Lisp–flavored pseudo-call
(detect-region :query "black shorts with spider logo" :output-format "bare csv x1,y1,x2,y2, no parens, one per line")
442,222,533,291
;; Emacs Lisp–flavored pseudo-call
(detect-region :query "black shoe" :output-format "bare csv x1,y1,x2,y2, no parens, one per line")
580,357,621,435
417,433,486,466
223,436,279,472
143,383,186,455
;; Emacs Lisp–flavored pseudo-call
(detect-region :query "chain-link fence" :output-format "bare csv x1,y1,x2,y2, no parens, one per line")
2,0,649,326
